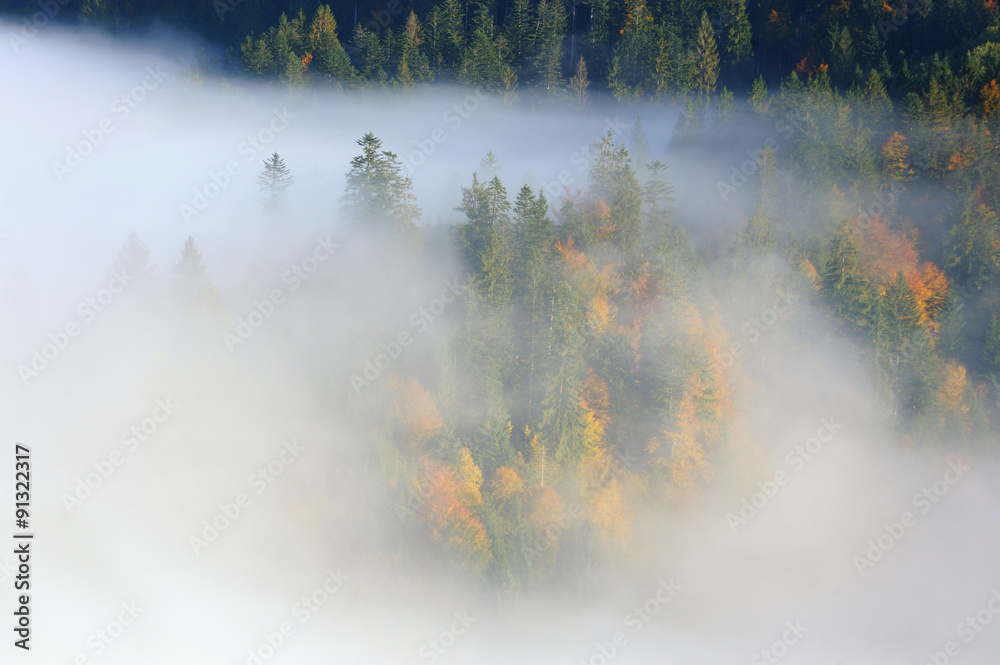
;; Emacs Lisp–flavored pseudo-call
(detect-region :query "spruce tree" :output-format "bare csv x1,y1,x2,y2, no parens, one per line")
307,5,355,82
569,55,589,105
822,221,874,333
171,237,212,310
983,311,1000,378
257,152,294,206
343,133,420,233
694,11,720,100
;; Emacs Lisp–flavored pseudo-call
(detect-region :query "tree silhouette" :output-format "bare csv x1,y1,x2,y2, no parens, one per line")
257,152,294,207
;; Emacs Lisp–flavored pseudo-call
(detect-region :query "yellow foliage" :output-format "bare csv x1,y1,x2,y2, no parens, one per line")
981,80,1000,118
453,447,483,508
939,361,969,419
587,476,632,546
393,377,443,447
881,131,914,181
587,295,615,333
488,467,524,501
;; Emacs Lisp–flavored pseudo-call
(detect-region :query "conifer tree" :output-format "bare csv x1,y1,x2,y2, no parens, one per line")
257,152,294,206
171,236,215,312
983,311,1000,378
569,55,589,105
822,221,874,333
307,5,355,82
694,11,720,100
343,133,420,232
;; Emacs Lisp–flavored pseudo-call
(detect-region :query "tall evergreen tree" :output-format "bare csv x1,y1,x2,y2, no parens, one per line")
694,11,720,100
343,133,420,232
257,152,294,206
822,221,874,333
529,0,568,96
307,4,355,82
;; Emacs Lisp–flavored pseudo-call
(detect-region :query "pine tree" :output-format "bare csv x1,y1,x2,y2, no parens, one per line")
529,0,568,96
748,75,772,117
983,311,1000,378
694,11,720,100
946,199,1000,287
240,35,273,78
271,13,306,86
457,173,514,307
392,12,433,87
512,185,558,428
828,24,855,88
113,232,157,294
588,133,643,261
352,24,388,83
722,0,752,83
584,0,611,78
257,152,294,206
434,0,465,74
503,0,532,66
307,4,355,82
343,133,420,233
608,0,656,99
650,22,689,97
643,160,694,296
569,55,589,105
822,221,874,333
884,271,922,352
171,237,211,308
463,27,508,91
538,329,593,472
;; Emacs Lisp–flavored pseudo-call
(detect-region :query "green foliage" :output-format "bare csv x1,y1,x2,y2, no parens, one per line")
343,133,420,233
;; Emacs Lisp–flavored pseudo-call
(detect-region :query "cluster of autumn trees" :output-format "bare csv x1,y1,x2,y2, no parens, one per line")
338,131,732,592
105,90,1000,588
330,63,1000,586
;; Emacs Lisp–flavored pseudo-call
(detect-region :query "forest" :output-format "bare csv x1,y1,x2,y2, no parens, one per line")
4,0,999,109
119,77,1000,591
14,0,995,594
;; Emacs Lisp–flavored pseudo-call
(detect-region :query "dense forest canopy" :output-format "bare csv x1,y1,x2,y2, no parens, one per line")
6,0,1000,107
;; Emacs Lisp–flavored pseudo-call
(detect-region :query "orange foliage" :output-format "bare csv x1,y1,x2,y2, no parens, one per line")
301,52,313,71
488,467,524,501
587,295,615,333
528,486,565,530
909,262,950,330
453,447,484,508
581,452,632,545
800,258,819,289
881,132,913,181
393,377,443,447
581,367,613,432
660,394,712,498
854,216,919,284
556,236,621,299
416,458,493,571
982,80,1000,119
853,217,951,326
939,361,971,436
939,361,969,415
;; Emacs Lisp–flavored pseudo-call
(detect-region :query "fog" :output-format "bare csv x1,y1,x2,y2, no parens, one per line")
3,20,1000,665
